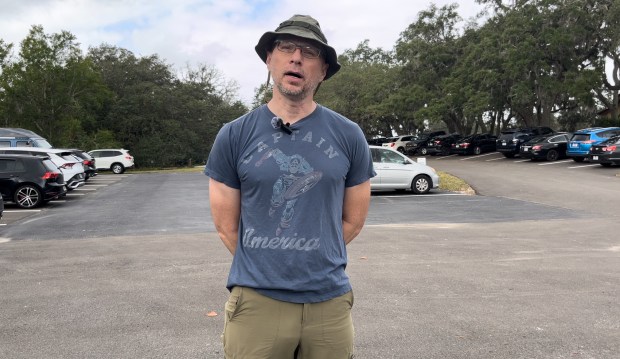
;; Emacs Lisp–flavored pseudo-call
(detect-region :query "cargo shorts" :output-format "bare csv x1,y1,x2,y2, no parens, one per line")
222,286,355,359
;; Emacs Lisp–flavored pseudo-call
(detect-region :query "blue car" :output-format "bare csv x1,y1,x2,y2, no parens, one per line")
566,127,620,162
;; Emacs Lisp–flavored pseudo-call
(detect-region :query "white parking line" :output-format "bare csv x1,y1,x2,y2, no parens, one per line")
538,160,573,166
0,224,6,227
74,188,98,191
461,153,498,161
568,164,599,169
515,159,530,163
66,193,86,196
433,155,458,160
3,209,41,213
485,157,505,162
83,184,108,187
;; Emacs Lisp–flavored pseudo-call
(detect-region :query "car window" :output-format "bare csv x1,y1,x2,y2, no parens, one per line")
16,141,32,147
0,159,14,172
0,141,11,147
571,134,590,141
379,149,406,164
549,135,566,143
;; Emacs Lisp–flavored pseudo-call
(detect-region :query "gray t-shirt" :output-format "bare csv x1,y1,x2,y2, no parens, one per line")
205,104,375,303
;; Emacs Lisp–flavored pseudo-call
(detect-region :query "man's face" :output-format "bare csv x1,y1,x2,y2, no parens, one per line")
266,36,329,101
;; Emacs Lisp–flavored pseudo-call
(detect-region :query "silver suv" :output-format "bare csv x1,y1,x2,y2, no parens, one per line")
88,149,134,174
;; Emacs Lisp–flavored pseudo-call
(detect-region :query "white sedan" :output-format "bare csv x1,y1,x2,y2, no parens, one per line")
369,145,439,194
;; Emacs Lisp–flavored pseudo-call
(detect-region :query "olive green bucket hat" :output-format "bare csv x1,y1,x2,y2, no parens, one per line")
255,14,341,80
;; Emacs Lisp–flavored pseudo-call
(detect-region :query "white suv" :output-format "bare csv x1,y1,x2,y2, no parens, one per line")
88,149,134,174
382,135,417,153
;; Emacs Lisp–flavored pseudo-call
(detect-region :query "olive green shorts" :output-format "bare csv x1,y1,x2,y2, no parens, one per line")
222,286,355,359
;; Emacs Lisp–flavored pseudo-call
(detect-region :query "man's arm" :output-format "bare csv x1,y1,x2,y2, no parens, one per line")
209,178,241,255
342,180,371,245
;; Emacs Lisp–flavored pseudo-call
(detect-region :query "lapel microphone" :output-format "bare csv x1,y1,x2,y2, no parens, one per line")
271,117,292,135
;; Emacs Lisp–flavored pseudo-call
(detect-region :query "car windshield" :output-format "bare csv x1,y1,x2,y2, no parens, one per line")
33,139,53,148
529,135,548,143
460,135,474,142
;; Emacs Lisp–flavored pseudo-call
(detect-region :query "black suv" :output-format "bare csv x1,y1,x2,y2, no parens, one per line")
0,154,66,209
404,130,447,155
496,127,555,158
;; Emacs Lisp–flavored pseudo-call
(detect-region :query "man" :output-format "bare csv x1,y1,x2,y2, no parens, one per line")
205,14,375,359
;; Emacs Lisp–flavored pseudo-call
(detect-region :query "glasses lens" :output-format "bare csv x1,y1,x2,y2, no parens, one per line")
276,41,321,59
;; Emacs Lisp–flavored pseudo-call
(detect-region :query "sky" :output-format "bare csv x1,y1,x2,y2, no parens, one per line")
0,0,486,105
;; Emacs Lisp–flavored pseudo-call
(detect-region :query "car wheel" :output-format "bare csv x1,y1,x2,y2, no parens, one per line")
474,146,482,155
397,147,405,154
546,149,559,161
572,157,584,162
411,174,431,194
502,152,514,158
420,147,428,155
14,184,43,209
111,163,125,174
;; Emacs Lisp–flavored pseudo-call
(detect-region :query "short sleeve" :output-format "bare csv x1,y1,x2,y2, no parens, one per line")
204,123,241,189
345,125,376,188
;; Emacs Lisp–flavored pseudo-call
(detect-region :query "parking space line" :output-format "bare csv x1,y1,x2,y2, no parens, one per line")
3,209,41,213
484,157,505,162
568,164,599,169
66,193,86,196
74,188,98,191
538,160,573,166
515,160,530,163
461,153,497,161
83,184,108,187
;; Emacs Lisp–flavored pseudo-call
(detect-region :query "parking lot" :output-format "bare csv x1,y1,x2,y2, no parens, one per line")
0,158,619,358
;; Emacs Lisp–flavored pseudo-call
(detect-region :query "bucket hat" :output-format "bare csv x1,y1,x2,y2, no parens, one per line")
255,14,341,80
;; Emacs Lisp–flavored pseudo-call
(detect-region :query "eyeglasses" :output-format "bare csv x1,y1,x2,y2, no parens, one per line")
274,40,322,59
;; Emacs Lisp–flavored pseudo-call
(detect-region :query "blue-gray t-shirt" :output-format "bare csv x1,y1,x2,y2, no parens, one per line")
205,104,375,303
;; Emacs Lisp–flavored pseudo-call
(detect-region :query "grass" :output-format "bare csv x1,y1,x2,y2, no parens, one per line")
437,170,475,194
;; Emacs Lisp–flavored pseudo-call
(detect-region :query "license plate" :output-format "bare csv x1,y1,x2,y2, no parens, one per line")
570,143,578,148
592,155,598,160
502,141,506,146
523,147,530,152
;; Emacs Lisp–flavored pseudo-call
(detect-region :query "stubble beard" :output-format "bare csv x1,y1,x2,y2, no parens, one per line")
276,82,311,101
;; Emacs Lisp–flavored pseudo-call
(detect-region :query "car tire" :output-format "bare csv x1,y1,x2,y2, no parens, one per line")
111,163,125,174
420,147,428,155
411,174,431,194
474,146,482,155
546,149,559,161
14,184,43,209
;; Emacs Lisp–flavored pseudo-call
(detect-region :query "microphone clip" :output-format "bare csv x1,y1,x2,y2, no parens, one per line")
271,117,292,135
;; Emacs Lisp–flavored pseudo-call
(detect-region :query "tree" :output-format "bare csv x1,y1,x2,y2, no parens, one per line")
0,25,110,147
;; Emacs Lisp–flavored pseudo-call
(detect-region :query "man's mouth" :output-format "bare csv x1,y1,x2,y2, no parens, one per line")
284,71,303,79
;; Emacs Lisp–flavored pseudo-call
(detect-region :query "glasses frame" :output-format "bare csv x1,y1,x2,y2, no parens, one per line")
273,40,322,59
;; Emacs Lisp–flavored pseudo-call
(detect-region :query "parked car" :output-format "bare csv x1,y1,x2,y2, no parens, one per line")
367,137,390,146
0,194,3,219
496,127,555,158
588,135,620,167
0,148,86,190
404,130,447,155
519,132,572,161
452,133,497,155
382,135,417,154
0,128,53,148
64,149,97,180
567,127,620,162
426,133,462,156
88,149,134,174
369,145,439,194
0,154,66,209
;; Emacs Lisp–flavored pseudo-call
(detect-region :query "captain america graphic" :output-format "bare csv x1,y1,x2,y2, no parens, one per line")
255,148,323,236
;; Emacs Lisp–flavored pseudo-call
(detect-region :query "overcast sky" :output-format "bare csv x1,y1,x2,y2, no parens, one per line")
0,0,485,105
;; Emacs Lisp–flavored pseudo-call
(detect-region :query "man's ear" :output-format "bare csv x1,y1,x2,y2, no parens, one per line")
321,63,329,81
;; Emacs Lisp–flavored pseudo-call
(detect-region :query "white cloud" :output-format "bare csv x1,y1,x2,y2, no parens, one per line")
0,0,484,105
